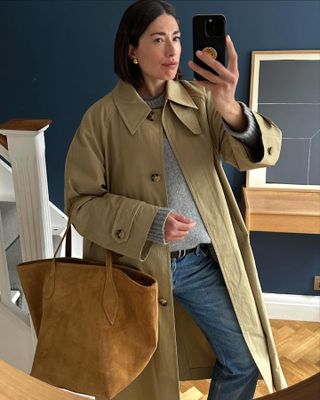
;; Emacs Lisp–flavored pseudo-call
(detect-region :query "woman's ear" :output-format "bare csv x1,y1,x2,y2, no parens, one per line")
128,44,136,60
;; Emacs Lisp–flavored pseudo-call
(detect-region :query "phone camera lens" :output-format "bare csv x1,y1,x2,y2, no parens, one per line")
205,16,224,37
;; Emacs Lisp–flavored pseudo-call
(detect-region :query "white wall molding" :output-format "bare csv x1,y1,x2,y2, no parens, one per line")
263,292,320,322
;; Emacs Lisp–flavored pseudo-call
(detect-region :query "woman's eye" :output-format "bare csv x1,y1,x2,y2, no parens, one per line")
154,38,163,43
174,36,181,41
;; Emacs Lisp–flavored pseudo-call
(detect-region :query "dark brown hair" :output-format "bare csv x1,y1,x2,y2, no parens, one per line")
114,0,181,89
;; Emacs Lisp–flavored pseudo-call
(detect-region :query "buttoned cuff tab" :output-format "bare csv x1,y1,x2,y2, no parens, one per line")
111,201,142,243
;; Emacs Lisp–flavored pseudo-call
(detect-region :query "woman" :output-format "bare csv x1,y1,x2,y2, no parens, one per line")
64,1,286,399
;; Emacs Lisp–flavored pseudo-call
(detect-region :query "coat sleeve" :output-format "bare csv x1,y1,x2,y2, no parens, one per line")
206,90,282,171
64,106,159,262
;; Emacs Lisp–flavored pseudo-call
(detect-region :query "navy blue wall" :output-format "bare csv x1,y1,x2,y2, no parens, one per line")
1,0,319,295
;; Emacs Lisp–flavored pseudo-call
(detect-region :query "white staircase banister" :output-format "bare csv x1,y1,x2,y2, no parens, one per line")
0,209,11,306
0,119,53,262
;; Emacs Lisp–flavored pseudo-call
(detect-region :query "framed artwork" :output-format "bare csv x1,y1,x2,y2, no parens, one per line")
247,50,320,190
243,50,320,234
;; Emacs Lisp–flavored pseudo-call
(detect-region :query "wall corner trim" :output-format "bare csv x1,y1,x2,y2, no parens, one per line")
263,292,320,322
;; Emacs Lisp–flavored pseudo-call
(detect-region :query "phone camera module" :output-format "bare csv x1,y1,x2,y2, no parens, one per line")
205,16,224,37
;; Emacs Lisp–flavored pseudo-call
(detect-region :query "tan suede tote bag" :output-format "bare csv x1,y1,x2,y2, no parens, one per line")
16,221,158,399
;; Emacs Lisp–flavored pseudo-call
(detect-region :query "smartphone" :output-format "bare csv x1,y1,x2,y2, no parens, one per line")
193,14,226,80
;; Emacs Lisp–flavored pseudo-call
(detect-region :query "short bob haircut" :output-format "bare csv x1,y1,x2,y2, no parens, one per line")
114,0,182,89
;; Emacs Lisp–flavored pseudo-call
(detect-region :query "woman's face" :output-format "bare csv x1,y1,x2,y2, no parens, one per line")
129,13,181,91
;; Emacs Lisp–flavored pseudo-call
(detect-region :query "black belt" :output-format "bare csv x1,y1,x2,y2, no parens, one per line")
170,246,199,259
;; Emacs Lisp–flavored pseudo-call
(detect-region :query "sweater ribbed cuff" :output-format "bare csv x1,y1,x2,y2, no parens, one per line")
223,101,264,162
147,208,173,245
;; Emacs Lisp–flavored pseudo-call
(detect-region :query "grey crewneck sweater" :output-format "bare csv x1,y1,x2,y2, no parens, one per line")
145,92,262,251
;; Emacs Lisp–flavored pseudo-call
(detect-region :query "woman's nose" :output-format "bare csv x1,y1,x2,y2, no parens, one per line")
166,40,178,57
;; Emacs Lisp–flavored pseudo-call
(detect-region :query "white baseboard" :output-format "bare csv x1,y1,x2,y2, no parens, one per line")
263,293,320,322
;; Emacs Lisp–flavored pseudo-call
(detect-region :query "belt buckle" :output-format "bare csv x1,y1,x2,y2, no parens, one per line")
178,249,187,258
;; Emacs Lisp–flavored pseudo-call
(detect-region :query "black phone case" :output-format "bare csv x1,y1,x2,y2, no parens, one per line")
193,15,226,80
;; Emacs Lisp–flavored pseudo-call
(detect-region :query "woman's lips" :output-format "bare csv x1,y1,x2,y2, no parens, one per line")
163,63,178,69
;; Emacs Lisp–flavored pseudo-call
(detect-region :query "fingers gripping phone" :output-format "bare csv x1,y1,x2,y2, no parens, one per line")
193,14,226,80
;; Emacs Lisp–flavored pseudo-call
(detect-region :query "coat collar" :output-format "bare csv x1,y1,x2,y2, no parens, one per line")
166,79,199,110
112,80,200,135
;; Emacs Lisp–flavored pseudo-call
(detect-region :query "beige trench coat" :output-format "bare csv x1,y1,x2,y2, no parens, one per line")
65,79,287,399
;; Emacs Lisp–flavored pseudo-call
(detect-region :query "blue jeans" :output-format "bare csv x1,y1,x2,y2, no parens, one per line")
171,244,259,400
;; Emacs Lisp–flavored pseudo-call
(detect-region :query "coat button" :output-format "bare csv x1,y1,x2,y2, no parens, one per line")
147,111,155,121
151,173,161,182
267,146,273,155
159,298,168,306
115,229,125,239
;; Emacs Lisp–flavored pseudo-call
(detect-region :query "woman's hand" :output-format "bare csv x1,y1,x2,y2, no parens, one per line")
188,35,246,132
165,212,196,242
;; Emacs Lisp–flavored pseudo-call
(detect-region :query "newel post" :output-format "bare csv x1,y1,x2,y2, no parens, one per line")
0,119,54,262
